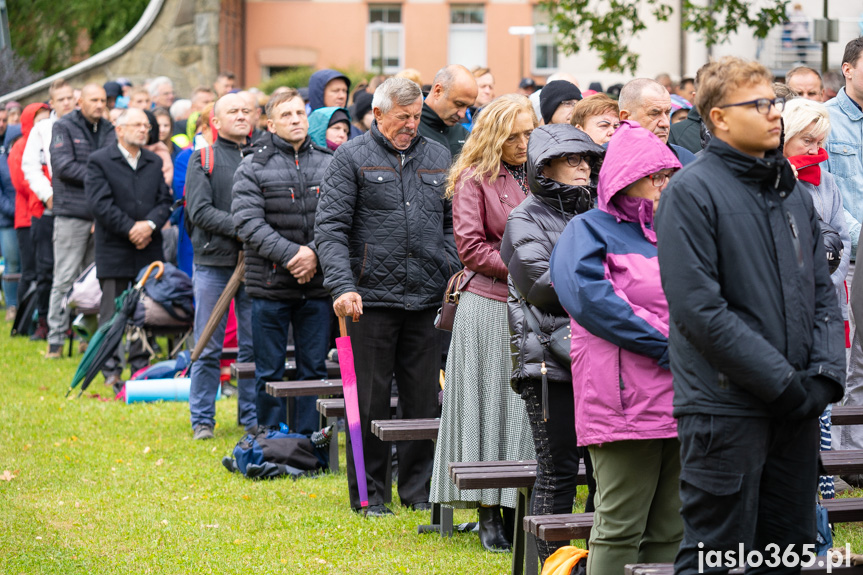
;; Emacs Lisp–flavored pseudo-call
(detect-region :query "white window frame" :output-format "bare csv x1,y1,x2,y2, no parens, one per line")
367,5,404,75
532,13,559,74
448,4,487,68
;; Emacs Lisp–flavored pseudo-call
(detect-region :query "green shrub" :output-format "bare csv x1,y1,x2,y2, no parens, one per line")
259,67,375,96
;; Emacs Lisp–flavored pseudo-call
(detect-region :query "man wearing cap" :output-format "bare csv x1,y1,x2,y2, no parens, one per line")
517,78,538,95
418,65,477,157
350,91,374,133
539,80,582,125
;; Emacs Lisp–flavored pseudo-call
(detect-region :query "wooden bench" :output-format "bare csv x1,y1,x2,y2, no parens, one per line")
266,379,343,397
221,345,295,361
370,418,440,442
232,359,340,381
315,397,399,473
831,406,863,426
449,459,588,575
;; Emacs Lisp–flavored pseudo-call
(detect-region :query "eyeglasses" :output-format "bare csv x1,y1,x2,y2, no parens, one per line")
558,100,579,109
563,153,594,168
647,170,677,187
717,97,785,115
125,122,151,130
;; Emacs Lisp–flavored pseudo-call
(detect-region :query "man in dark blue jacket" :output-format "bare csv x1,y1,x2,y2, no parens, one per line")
85,108,171,385
656,57,845,574
185,93,254,440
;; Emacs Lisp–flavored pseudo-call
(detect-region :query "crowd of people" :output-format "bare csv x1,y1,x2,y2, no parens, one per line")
2,37,863,573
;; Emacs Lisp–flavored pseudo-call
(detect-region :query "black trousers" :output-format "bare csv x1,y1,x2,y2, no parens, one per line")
520,377,596,563
674,414,820,574
17,226,36,295
345,307,441,510
30,214,53,318
98,277,149,377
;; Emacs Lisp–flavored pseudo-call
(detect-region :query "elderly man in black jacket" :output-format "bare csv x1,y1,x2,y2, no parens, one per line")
185,93,254,441
85,107,172,384
316,77,458,516
656,57,845,574
232,88,333,437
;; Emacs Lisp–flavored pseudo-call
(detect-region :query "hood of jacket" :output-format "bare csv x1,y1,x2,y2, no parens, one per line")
598,121,681,217
308,70,351,112
3,123,21,150
308,106,351,148
528,123,605,215
19,102,50,141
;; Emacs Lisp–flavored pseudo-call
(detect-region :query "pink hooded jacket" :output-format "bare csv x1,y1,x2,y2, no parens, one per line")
549,121,682,446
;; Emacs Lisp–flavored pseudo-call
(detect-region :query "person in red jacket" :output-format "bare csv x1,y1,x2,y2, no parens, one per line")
8,102,50,332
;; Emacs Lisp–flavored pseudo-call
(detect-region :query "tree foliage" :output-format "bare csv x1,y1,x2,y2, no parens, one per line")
541,0,791,74
6,0,149,77
0,49,43,95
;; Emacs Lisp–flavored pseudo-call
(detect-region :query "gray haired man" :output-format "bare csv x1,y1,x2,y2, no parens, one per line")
315,77,459,516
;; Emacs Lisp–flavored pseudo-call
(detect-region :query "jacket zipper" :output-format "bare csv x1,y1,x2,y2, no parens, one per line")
787,211,804,267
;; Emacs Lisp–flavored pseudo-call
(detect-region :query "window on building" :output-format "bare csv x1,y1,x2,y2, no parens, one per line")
533,7,559,73
368,5,403,75
449,4,486,69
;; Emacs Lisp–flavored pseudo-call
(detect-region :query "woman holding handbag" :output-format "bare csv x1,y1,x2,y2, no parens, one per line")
429,94,537,552
550,121,682,574
500,123,604,564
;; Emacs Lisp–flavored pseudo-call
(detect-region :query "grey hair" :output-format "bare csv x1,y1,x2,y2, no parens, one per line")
782,97,831,142
114,107,146,127
148,76,174,98
619,78,665,113
169,99,191,121
372,77,422,114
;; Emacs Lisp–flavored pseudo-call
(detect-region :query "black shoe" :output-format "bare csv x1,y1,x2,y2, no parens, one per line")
362,504,395,517
478,506,511,553
408,501,432,512
500,506,516,546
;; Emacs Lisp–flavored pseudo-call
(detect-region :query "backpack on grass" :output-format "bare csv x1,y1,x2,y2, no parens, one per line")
222,424,329,480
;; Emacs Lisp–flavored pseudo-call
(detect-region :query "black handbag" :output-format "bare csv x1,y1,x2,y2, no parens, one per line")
516,290,572,421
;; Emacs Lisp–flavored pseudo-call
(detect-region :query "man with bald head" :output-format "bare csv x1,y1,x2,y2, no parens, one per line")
185,93,257,439
619,78,697,165
786,66,825,102
86,107,171,385
419,64,477,157
45,83,116,358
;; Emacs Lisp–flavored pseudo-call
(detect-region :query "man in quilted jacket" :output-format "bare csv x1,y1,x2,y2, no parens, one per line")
316,76,459,516
232,89,334,437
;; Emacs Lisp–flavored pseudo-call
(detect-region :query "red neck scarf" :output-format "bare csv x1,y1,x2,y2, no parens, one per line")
787,148,829,186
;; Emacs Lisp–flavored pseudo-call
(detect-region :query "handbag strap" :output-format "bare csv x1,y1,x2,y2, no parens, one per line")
513,283,550,347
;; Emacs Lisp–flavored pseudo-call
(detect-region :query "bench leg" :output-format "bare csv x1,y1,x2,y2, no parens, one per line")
417,502,453,536
327,416,339,473
440,505,453,537
512,486,537,575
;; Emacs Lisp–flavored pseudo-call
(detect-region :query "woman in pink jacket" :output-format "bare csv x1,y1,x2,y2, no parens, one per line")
550,121,683,574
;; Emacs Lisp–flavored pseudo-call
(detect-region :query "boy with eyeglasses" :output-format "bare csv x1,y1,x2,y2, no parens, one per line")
655,56,845,574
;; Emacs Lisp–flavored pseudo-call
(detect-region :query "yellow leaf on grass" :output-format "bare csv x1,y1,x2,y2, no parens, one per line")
143,447,151,454
0,470,15,481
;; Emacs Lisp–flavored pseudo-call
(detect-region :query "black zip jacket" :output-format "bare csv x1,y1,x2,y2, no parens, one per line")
418,102,469,158
315,121,458,310
501,124,605,390
231,134,333,300
51,110,116,220
185,135,245,267
655,138,845,417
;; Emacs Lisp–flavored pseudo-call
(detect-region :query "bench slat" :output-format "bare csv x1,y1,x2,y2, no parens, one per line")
455,471,538,490
317,396,398,417
234,360,340,381
266,379,343,397
371,418,440,441
832,406,863,426
821,450,863,475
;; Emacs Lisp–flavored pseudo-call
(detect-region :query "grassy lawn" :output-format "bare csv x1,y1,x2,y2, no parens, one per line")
1,319,862,574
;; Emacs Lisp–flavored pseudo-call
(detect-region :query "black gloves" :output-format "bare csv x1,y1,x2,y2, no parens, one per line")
770,371,838,420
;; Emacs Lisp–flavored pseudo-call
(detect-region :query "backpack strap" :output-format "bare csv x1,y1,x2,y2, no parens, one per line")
200,145,214,176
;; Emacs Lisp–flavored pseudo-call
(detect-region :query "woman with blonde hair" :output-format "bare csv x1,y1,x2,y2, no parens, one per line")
430,94,538,552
